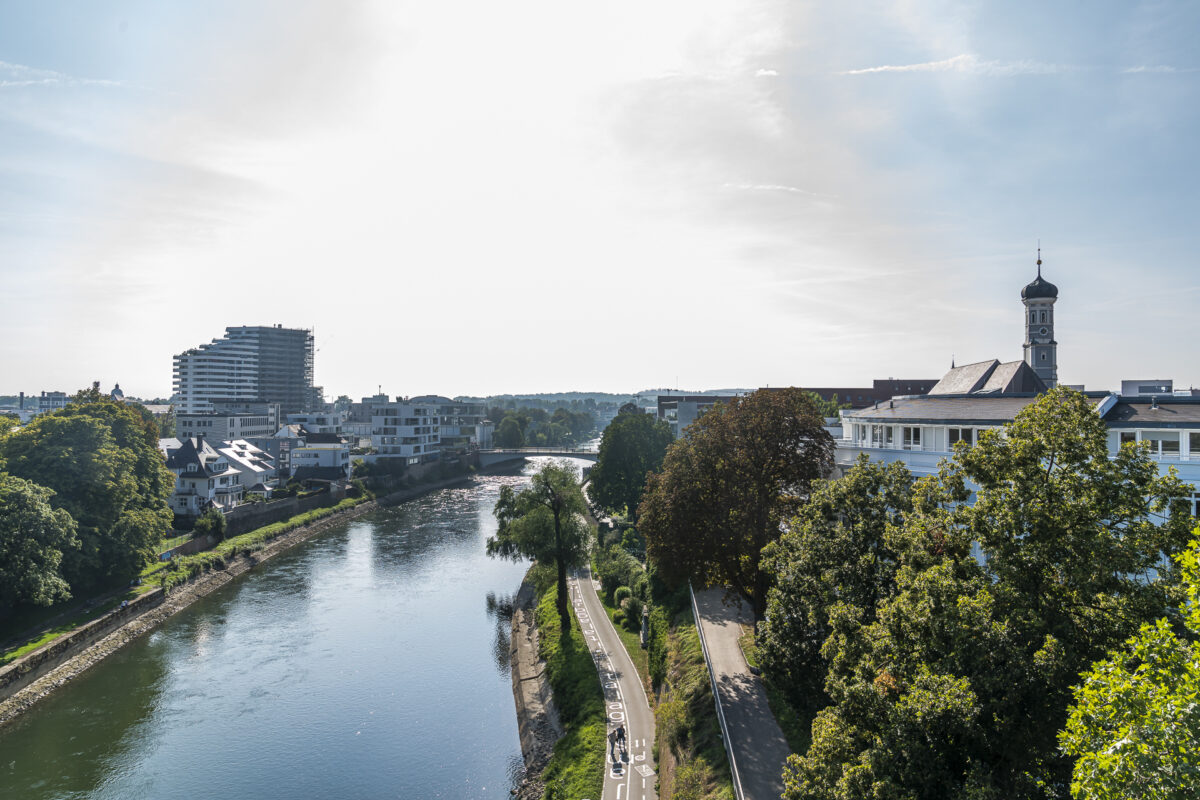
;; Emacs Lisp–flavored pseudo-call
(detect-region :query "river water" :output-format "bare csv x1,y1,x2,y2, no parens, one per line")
0,463,569,799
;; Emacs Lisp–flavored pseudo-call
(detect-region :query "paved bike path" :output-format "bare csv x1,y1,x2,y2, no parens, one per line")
570,568,657,800
693,588,791,800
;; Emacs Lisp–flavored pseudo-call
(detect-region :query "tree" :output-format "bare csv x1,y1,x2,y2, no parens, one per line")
1061,535,1200,800
784,388,1195,800
0,474,78,619
193,508,228,542
758,456,914,706
590,410,673,521
806,391,850,419
1,391,174,593
494,416,524,448
638,388,834,620
488,461,591,632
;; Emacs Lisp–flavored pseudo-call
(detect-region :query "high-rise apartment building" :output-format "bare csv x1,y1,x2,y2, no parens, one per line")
172,325,314,415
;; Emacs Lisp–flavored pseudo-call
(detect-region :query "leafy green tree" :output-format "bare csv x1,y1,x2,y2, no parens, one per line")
1,391,174,593
639,387,834,620
784,388,1195,800
1061,535,1200,800
494,416,524,448
806,391,850,419
590,409,673,521
0,474,78,619
759,456,914,706
193,508,228,542
488,461,590,632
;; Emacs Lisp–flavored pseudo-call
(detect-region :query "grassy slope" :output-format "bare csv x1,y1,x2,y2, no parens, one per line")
535,582,606,800
656,605,735,800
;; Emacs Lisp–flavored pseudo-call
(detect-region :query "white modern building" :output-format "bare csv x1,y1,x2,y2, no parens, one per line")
172,325,315,415
178,403,280,441
410,396,487,451
290,432,352,482
370,398,440,463
286,410,347,435
836,255,1200,515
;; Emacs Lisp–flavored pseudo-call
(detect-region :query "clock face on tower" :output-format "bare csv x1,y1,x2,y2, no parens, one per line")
1038,326,1048,336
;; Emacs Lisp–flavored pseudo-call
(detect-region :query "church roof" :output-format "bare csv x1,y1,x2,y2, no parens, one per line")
928,359,1048,396
1021,255,1058,300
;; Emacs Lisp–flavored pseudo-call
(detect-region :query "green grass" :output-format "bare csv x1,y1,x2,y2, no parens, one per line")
596,590,651,692
655,608,735,800
152,497,369,593
159,532,192,552
0,595,128,666
536,585,606,800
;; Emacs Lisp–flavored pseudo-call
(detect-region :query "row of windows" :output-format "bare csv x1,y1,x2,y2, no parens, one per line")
1029,310,1052,324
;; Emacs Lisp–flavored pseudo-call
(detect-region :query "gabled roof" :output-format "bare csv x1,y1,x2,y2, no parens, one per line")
928,359,1047,396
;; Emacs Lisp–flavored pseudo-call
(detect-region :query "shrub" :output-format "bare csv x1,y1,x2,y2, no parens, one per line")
614,585,632,604
624,596,644,633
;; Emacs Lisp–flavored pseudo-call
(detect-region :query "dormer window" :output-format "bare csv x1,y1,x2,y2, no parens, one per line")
186,463,197,473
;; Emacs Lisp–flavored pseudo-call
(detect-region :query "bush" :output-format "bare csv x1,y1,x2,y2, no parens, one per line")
624,595,644,633
192,509,227,542
614,585,632,604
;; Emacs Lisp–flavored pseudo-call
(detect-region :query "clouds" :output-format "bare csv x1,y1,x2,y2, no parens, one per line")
1,0,1199,396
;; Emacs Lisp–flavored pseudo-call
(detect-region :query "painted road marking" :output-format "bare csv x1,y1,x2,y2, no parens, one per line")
636,765,654,777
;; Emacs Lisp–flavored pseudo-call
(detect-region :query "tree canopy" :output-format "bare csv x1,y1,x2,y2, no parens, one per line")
639,387,834,619
488,461,591,632
0,392,174,593
589,408,673,521
779,387,1195,800
1061,536,1200,800
0,474,78,619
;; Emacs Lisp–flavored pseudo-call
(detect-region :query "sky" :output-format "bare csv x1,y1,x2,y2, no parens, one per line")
2,1,1198,400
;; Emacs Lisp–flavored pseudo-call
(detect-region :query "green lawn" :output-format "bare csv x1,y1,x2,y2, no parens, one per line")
0,595,129,666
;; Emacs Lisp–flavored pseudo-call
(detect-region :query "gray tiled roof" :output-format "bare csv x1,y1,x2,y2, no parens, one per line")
1105,400,1200,427
844,393,1107,425
928,360,999,394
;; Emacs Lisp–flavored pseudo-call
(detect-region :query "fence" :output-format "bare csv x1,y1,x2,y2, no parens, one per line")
690,583,747,800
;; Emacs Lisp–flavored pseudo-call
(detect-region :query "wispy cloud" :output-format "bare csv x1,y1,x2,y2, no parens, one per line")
0,59,125,89
1122,64,1196,74
840,53,1070,77
723,182,831,198
755,68,778,77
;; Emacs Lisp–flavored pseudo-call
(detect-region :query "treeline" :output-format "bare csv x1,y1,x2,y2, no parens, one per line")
488,406,596,448
589,386,1199,799
0,386,173,622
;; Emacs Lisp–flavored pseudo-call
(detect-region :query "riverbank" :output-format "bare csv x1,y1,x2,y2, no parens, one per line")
510,577,564,800
0,473,474,729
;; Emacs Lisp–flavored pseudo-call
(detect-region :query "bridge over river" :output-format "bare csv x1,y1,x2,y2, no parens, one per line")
477,447,598,468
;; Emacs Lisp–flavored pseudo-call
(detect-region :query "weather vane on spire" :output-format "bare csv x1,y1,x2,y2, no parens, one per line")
1037,240,1042,277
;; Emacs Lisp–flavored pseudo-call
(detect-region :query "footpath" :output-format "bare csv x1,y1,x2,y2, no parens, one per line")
692,588,791,800
571,566,658,800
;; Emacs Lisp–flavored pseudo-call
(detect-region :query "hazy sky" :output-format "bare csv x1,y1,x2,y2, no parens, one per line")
3,1,1198,400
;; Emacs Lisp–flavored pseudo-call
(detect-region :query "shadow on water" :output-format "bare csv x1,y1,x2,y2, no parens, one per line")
0,639,170,798
487,591,516,676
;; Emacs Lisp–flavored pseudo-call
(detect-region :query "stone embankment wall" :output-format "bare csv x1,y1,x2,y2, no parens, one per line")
510,579,564,800
0,589,165,699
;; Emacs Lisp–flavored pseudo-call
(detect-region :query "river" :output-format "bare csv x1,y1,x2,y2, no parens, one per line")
0,461,574,799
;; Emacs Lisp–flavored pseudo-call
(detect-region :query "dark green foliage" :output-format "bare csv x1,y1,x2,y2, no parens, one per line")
192,509,227,542
1061,535,1200,800
1,392,174,593
494,416,524,448
590,409,673,520
0,474,78,618
780,388,1195,800
805,391,850,419
759,456,914,708
594,543,646,604
648,605,670,689
640,387,835,620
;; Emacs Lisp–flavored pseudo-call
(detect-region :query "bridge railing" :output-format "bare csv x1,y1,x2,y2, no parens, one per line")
478,447,599,455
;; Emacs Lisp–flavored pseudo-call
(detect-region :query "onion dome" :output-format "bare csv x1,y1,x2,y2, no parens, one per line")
1021,251,1058,300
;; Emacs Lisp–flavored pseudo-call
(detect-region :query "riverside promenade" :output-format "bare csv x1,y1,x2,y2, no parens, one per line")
571,567,657,800
693,588,791,800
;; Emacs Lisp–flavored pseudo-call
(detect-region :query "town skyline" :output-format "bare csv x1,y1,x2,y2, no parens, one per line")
3,2,1199,399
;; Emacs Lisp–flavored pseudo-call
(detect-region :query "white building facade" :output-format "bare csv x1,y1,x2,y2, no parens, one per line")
370,399,440,463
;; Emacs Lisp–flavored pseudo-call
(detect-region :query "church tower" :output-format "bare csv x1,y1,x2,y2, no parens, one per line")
1021,249,1058,388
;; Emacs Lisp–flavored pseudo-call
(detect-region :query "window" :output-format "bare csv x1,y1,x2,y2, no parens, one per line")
1030,311,1037,323
1040,311,1047,323
1190,432,1200,456
1143,432,1180,457
948,428,972,447
1040,353,1046,361
902,427,921,450
1120,432,1137,447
